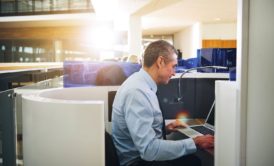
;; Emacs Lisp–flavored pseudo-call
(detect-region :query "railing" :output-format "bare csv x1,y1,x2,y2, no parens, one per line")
0,76,64,166
0,0,93,16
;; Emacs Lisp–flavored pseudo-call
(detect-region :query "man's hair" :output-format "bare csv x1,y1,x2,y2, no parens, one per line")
143,40,177,67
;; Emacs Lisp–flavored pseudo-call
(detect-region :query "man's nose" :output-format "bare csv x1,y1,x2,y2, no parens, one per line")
172,70,175,76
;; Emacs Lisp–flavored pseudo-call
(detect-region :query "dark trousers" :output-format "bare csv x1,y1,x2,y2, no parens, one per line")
128,154,201,166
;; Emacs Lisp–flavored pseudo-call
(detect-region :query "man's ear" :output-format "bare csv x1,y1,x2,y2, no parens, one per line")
156,56,164,68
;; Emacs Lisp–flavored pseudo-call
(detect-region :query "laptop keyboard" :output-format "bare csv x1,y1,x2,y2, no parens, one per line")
191,126,214,136
177,127,203,138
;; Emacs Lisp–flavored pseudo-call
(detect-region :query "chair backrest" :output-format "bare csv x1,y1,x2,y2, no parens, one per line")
105,131,120,166
108,91,117,122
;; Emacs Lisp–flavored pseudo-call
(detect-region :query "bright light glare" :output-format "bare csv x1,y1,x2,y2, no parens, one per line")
84,28,114,50
92,0,117,20
176,111,190,122
99,51,115,61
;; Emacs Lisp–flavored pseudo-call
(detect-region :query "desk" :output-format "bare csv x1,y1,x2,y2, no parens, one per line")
166,119,214,166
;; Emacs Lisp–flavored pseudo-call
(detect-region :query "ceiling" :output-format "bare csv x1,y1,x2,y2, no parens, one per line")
139,0,237,35
91,0,237,35
0,0,237,35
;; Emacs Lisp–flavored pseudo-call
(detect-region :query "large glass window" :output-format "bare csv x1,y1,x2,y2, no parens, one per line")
0,37,131,63
35,0,51,12
0,40,55,62
18,0,33,13
52,0,68,11
70,0,89,10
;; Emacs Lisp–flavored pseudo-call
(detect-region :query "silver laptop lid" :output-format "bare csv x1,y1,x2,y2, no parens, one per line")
204,100,215,130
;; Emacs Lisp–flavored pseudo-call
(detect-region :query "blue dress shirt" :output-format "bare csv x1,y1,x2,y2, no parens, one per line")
112,69,196,166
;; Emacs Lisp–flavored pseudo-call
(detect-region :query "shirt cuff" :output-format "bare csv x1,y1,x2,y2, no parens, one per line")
183,138,197,154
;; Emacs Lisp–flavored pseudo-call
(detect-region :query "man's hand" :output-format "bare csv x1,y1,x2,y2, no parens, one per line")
193,134,214,149
165,119,188,134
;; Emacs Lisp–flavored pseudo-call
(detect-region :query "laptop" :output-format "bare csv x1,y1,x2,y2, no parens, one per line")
177,100,215,138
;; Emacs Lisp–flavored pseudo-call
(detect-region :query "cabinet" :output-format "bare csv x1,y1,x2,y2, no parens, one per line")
202,40,236,48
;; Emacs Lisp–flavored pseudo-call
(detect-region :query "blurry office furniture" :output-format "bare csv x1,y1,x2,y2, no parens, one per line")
108,91,117,122
177,58,198,69
96,65,127,86
177,49,182,60
167,130,214,166
157,75,228,120
0,90,16,166
105,131,120,166
22,87,105,166
63,61,141,88
0,68,63,91
127,55,140,64
202,40,236,48
197,48,236,73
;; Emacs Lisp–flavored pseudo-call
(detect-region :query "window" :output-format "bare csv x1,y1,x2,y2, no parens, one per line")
1,0,16,13
0,0,93,16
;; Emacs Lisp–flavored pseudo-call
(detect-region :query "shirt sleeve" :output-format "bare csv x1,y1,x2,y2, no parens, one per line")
124,89,197,161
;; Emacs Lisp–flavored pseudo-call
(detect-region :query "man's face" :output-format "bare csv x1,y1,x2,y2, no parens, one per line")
157,53,177,84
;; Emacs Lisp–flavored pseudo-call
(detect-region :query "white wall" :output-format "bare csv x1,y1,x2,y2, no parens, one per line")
243,0,274,165
174,22,236,59
202,22,237,39
174,23,202,59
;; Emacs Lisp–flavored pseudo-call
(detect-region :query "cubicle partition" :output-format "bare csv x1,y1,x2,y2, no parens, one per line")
0,62,228,166
157,73,228,120
0,76,120,166
0,89,16,166
22,87,105,166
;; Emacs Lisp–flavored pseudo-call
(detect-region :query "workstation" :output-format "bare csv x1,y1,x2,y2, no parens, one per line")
0,59,236,166
1,0,274,166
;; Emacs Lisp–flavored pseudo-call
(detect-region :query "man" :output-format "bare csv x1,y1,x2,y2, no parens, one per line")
112,40,214,166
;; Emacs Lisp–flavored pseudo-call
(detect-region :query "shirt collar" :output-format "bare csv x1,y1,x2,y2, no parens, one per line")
139,68,157,93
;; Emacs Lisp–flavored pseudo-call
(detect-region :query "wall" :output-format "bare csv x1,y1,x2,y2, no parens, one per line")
202,22,237,39
174,22,236,59
174,23,202,59
243,0,274,165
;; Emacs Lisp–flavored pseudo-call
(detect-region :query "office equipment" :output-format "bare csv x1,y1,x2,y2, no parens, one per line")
177,101,215,138
177,66,227,103
157,73,228,119
197,48,236,73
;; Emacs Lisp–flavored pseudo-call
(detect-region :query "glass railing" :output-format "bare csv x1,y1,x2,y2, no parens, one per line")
0,0,93,16
0,89,17,166
0,76,63,166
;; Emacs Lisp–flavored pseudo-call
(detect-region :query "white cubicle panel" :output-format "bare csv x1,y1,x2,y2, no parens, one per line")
215,81,238,166
174,72,229,79
22,87,106,166
17,85,119,133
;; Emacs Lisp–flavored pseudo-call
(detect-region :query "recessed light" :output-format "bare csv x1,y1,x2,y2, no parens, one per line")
214,18,221,21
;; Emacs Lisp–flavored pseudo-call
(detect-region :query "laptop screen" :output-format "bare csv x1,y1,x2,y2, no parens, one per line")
205,101,215,126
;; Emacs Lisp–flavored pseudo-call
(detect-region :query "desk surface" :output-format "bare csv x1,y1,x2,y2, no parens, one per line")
0,62,63,74
166,119,214,166
166,118,205,126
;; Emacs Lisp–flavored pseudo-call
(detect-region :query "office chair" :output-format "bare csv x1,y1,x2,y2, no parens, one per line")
108,91,117,122
105,130,120,166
